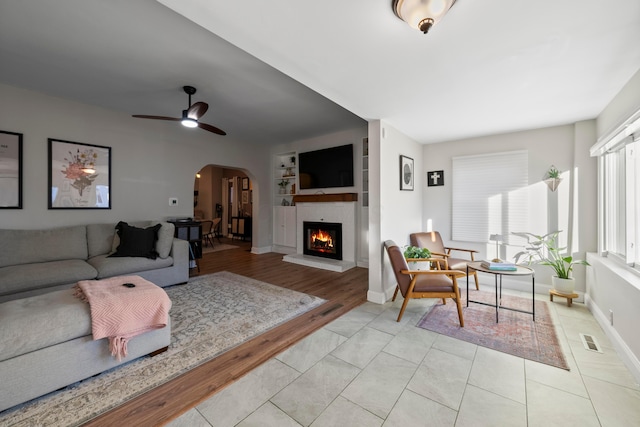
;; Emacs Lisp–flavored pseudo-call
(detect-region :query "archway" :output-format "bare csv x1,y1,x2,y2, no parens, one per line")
194,164,253,243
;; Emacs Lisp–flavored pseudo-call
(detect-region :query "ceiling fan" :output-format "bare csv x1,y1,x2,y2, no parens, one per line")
132,86,226,136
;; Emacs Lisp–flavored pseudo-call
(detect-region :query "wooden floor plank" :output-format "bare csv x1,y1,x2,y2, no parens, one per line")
84,239,368,426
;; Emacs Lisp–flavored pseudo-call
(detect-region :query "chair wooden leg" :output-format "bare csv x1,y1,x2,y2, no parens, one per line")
453,286,464,327
473,271,479,290
397,295,411,322
392,286,399,301
454,297,464,327
441,298,446,305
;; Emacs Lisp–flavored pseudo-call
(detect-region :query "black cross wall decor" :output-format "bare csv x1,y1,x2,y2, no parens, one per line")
427,170,444,187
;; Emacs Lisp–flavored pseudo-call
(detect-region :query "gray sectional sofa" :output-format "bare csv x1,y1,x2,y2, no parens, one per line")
0,221,189,303
0,221,188,412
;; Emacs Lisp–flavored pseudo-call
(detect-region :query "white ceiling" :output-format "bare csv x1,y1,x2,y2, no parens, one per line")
2,0,639,145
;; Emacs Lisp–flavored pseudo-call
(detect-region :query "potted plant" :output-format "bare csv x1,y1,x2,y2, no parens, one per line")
544,165,562,192
277,179,289,194
512,230,589,293
403,245,432,270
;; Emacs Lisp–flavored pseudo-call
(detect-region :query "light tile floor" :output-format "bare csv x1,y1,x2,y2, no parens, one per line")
167,286,640,426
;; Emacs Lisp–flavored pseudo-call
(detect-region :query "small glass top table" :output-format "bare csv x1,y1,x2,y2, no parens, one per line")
466,261,535,323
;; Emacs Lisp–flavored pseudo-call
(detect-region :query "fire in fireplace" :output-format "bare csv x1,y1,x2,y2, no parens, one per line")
303,221,343,260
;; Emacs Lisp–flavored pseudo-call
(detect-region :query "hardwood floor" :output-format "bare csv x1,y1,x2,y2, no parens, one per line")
85,239,369,426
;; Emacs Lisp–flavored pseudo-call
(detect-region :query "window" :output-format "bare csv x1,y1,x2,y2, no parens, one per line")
592,112,640,266
452,150,528,244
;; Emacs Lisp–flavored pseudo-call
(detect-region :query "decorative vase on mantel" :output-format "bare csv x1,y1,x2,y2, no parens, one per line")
551,276,575,294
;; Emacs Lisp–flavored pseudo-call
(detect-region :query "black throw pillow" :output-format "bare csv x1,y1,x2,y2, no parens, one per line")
108,221,161,259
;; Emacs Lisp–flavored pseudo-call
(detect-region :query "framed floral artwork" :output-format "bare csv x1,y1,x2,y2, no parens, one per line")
48,138,111,209
0,130,23,209
400,155,414,191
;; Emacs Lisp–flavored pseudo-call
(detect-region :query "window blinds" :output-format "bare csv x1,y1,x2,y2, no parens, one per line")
452,150,528,243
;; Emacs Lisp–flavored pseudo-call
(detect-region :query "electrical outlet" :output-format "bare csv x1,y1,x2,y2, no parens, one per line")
609,309,614,326
169,197,178,206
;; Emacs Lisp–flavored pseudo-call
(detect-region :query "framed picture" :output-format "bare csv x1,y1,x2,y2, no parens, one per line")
242,190,249,204
427,170,444,186
0,130,23,209
48,138,111,209
242,177,249,190
400,155,414,191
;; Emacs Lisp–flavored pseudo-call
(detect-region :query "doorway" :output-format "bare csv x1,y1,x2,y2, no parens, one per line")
194,165,252,243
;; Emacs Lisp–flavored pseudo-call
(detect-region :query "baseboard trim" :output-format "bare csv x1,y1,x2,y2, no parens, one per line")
251,246,272,254
586,294,640,385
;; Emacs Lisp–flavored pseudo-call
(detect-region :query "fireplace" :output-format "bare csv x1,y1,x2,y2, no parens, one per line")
303,221,343,260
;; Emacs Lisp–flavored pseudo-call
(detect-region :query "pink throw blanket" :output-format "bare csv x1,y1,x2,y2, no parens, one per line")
74,275,172,360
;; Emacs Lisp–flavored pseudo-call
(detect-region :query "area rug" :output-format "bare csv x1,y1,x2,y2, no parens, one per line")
202,243,239,254
417,290,569,370
0,272,326,427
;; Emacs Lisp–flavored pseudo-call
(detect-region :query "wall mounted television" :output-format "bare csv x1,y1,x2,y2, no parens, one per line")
298,144,354,190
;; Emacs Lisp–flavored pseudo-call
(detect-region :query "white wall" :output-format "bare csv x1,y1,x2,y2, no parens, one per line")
368,120,424,303
270,125,368,261
421,123,598,291
0,84,273,250
586,254,640,384
588,68,640,383
597,68,640,138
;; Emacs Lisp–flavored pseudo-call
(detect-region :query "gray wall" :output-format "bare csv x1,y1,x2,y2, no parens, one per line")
0,84,273,250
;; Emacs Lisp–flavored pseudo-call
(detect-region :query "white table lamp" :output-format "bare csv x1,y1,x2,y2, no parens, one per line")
489,234,503,262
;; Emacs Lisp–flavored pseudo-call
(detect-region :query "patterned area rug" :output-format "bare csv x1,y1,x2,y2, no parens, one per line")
417,290,569,370
0,272,325,427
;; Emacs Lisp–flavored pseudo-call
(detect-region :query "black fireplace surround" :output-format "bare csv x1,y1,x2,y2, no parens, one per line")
303,221,343,260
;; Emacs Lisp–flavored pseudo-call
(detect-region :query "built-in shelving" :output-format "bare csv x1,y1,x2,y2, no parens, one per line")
274,152,298,206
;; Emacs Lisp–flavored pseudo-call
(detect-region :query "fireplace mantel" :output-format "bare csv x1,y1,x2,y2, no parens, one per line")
292,193,358,203
283,195,357,272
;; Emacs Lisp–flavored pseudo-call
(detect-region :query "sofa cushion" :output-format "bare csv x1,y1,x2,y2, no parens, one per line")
88,254,173,279
86,223,118,258
0,289,92,362
110,221,153,253
110,222,161,259
109,221,172,258
0,260,98,297
0,226,88,268
151,221,175,259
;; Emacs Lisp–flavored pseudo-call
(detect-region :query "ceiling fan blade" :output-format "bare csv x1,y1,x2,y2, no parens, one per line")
198,122,227,136
132,115,180,121
187,102,208,120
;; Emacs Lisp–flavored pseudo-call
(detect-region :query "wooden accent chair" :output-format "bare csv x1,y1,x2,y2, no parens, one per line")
410,231,480,290
384,240,465,326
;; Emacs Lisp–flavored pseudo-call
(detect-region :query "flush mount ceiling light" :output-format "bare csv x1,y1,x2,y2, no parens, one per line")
392,0,457,34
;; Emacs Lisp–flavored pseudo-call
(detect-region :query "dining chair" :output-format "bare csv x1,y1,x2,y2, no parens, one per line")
200,220,214,247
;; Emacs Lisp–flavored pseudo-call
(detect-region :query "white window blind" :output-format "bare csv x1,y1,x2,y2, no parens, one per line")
452,150,529,243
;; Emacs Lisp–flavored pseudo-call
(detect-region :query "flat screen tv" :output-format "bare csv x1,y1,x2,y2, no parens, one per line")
298,144,354,190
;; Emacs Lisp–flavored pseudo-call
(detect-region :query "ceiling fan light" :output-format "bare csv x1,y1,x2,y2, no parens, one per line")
393,0,456,34
181,118,198,128
181,109,198,128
